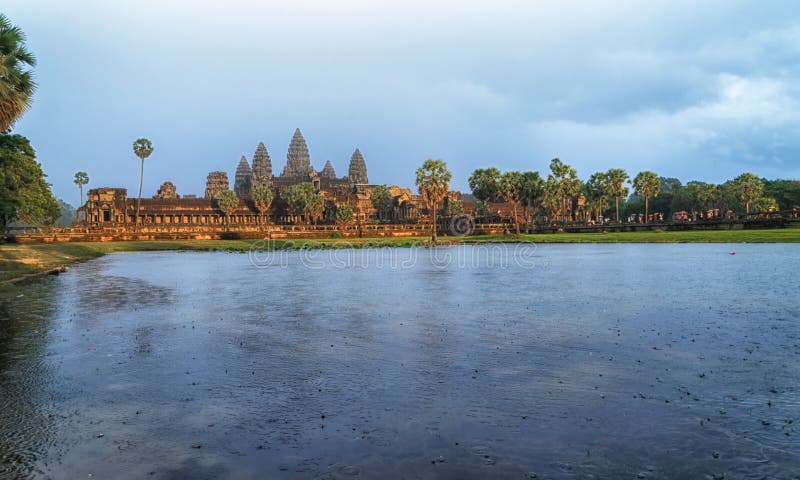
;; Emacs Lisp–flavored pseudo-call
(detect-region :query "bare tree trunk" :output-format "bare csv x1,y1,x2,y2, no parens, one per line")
645,196,649,224
513,202,520,234
431,201,438,243
135,158,144,232
616,196,620,222
76,186,83,224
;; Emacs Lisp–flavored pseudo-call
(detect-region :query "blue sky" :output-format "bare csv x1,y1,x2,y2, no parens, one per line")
4,0,800,204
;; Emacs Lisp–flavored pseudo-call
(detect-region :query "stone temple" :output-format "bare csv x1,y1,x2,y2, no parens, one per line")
79,129,431,227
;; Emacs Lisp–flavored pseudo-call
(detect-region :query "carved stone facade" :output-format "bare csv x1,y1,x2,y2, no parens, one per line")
204,171,229,200
154,181,178,200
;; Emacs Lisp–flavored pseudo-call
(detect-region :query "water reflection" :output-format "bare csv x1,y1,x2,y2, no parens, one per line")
0,245,799,479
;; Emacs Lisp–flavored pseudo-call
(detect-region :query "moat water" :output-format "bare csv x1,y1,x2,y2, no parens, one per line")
1,244,799,479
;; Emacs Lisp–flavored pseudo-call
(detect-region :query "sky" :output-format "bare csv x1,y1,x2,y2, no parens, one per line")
4,0,800,204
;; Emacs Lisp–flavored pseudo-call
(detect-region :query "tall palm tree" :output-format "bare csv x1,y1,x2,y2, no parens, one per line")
633,171,660,223
520,171,545,225
132,138,154,230
500,171,523,234
606,168,629,222
415,158,452,242
732,172,764,215
547,158,580,223
586,171,613,222
73,171,89,223
0,14,37,131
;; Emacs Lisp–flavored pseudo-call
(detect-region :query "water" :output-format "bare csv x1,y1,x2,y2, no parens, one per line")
1,244,799,479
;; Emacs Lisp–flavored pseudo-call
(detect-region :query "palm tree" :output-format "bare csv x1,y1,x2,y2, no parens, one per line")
606,168,629,222
500,171,523,234
520,171,545,225
586,171,610,222
547,158,580,223
633,171,660,223
132,138,154,230
732,172,764,215
251,184,273,224
0,14,37,131
415,159,452,242
73,171,89,223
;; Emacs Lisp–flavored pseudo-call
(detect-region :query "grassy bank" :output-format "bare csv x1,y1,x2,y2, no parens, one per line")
1,228,798,286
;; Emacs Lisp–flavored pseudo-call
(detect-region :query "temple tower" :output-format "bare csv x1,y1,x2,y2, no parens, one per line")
251,142,273,187
234,156,253,196
154,181,178,200
320,160,336,179
282,128,312,178
348,148,368,184
204,171,229,200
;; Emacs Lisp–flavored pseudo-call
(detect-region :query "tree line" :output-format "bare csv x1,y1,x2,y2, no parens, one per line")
468,160,798,226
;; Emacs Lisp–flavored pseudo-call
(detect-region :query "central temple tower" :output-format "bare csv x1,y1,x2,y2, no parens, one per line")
281,128,312,178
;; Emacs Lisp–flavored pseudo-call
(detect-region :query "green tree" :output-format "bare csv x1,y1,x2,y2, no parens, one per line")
445,198,463,216
216,189,239,227
251,184,273,224
370,184,393,221
520,171,545,223
474,199,491,218
500,171,523,234
633,171,660,223
132,138,153,230
305,193,325,224
285,182,323,224
547,158,580,223
0,14,37,132
732,172,765,214
586,171,610,222
763,179,800,210
606,168,629,222
750,196,779,213
0,133,59,229
468,167,501,203
335,204,355,226
415,158,452,242
73,171,89,222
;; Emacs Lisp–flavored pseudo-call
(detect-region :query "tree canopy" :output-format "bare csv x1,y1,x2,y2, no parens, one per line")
370,184,393,220
0,133,59,228
0,14,37,131
335,204,355,225
468,167,501,202
286,182,324,224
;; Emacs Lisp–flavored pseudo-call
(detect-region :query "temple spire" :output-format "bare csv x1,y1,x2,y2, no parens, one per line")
282,128,312,177
348,148,368,184
320,160,336,179
234,155,253,196
251,142,273,187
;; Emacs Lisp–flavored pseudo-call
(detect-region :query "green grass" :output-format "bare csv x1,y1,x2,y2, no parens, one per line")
1,228,798,287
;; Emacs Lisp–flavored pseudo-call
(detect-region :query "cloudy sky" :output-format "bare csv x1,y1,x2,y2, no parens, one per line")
5,0,800,203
